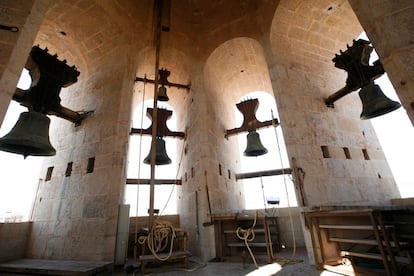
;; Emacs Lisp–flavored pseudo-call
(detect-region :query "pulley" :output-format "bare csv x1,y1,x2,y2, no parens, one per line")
0,110,56,158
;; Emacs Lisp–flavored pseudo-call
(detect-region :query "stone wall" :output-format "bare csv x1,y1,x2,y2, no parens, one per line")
0,222,31,261
0,0,412,265
268,0,400,208
25,45,136,260
348,0,414,125
0,0,52,124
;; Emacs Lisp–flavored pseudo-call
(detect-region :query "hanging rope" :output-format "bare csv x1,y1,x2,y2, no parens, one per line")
236,211,259,268
140,129,187,263
158,137,186,216
133,77,147,262
271,110,297,259
260,176,267,210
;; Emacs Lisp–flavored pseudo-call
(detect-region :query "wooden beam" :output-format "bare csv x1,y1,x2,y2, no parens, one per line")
126,178,182,185
135,76,190,91
235,168,292,180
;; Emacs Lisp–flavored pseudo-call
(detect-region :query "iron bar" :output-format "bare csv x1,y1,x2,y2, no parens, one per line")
148,0,164,228
126,178,182,185
225,119,279,138
0,24,19,32
235,168,292,180
324,86,355,108
135,75,190,91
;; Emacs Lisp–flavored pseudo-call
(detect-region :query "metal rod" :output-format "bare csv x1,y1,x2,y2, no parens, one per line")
126,178,182,185
131,127,185,138
135,75,190,91
148,0,164,228
0,24,19,32
235,168,292,180
225,118,279,138
324,86,355,108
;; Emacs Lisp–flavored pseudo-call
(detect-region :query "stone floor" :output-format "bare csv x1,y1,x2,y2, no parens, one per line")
116,247,347,276
3,247,409,275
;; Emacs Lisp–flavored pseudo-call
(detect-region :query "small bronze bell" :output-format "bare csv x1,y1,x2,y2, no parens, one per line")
144,136,172,165
243,130,268,157
157,85,169,101
0,110,56,158
359,82,401,119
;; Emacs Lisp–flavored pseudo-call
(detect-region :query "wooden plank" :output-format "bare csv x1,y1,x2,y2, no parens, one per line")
227,242,268,247
235,168,292,180
305,209,375,217
139,251,190,261
129,215,180,233
330,237,378,245
224,229,267,234
341,251,383,260
0,259,113,275
319,224,395,230
340,251,411,264
319,224,374,230
126,178,182,185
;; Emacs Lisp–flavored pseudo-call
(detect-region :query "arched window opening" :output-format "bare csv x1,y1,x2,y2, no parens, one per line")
0,68,43,222
358,33,414,198
236,91,297,209
125,99,179,216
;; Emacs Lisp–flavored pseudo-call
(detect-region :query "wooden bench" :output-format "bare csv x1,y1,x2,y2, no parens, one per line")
305,208,411,276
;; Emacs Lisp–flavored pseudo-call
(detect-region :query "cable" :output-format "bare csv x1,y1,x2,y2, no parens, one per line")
133,77,147,262
260,176,267,210
271,110,297,259
158,137,186,216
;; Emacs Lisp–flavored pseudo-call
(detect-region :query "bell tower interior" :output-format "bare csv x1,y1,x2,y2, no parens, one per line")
0,0,413,275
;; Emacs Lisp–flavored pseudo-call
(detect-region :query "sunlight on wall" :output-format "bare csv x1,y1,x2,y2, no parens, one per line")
371,75,414,197
1,38,413,223
236,92,298,209
359,32,414,198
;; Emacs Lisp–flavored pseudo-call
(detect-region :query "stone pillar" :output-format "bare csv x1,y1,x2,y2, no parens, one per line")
178,63,244,261
27,45,137,261
0,0,52,123
348,0,414,125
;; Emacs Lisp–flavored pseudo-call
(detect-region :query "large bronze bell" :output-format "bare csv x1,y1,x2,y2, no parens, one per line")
157,85,169,101
243,130,268,157
359,82,401,119
144,136,172,165
0,110,56,158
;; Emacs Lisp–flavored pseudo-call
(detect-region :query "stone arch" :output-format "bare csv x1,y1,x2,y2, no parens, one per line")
133,46,192,123
205,37,274,130
21,0,153,259
201,36,277,210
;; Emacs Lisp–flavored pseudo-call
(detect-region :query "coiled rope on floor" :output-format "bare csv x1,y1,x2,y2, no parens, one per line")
138,219,176,262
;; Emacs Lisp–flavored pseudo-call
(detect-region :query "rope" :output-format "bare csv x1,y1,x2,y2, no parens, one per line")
260,176,267,210
158,137,186,216
271,110,297,259
133,76,147,262
236,211,259,268
138,219,176,262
